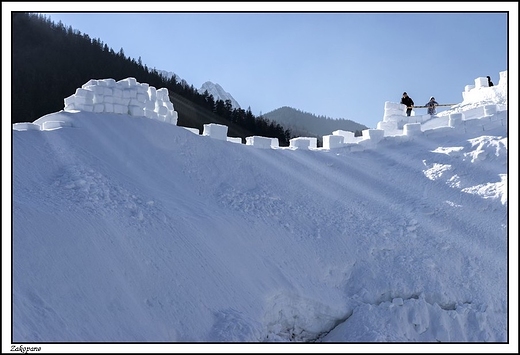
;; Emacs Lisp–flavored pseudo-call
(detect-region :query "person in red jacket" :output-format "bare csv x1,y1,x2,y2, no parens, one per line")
400,92,414,116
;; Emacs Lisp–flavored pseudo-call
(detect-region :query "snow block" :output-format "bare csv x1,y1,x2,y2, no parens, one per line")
463,120,486,134
76,104,94,112
498,70,507,86
64,95,75,107
104,103,114,113
448,113,464,127
323,135,344,149
81,79,99,88
482,121,503,132
145,100,156,110
383,102,407,122
474,77,488,88
129,99,145,109
74,95,93,106
128,105,144,117
246,136,272,149
63,77,179,123
465,84,475,92
87,85,105,95
138,82,149,92
13,122,41,131
100,78,116,87
148,87,157,101
423,126,454,138
385,108,406,116
42,121,71,130
122,89,135,99
114,104,127,114
160,115,171,124
182,127,200,135
227,137,242,144
384,101,405,111
203,123,228,141
407,114,427,124
362,129,384,143
403,123,422,137
156,88,169,101
156,105,168,116
136,93,147,103
144,109,158,120
93,104,104,113
484,105,497,116
75,88,94,100
270,138,280,148
290,137,317,149
335,130,363,143
332,130,356,143
377,121,398,134
93,94,104,104
113,87,123,98
117,77,137,87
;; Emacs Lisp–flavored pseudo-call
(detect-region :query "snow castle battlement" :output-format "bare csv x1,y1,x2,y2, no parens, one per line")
64,77,178,124
461,71,507,105
14,71,507,154
374,70,507,138
13,78,179,132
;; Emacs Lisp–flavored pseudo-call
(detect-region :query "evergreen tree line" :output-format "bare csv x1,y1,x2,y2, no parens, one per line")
12,12,292,145
263,106,366,138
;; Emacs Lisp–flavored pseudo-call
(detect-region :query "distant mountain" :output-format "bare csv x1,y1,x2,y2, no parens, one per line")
198,81,241,109
262,106,368,138
155,72,361,139
154,73,241,110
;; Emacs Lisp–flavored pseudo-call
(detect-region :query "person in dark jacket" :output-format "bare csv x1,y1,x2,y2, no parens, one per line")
401,92,414,116
487,76,494,87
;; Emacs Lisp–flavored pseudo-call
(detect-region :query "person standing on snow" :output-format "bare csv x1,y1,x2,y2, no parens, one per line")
487,76,494,87
401,92,414,116
426,97,439,116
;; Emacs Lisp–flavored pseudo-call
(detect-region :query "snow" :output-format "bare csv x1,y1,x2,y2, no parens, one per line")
199,81,241,109
8,71,516,353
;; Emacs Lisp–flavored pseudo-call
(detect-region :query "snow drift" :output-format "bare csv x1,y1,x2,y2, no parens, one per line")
11,73,509,347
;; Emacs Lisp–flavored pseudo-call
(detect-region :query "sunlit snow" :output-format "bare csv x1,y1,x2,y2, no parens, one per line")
11,71,511,351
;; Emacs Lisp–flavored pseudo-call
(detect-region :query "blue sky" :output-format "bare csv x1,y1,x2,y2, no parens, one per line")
7,3,516,128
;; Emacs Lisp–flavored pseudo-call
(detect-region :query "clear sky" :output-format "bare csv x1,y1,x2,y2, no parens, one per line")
6,3,514,128
8,73,514,351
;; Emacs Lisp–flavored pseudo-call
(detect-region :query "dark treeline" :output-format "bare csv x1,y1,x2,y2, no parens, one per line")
263,106,367,139
12,12,292,145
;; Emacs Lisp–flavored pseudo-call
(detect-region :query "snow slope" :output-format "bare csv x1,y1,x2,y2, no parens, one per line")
9,73,513,352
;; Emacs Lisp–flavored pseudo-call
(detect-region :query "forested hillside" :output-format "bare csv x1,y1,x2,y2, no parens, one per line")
11,13,292,145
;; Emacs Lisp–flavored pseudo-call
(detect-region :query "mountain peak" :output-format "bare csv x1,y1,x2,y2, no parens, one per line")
199,81,241,109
